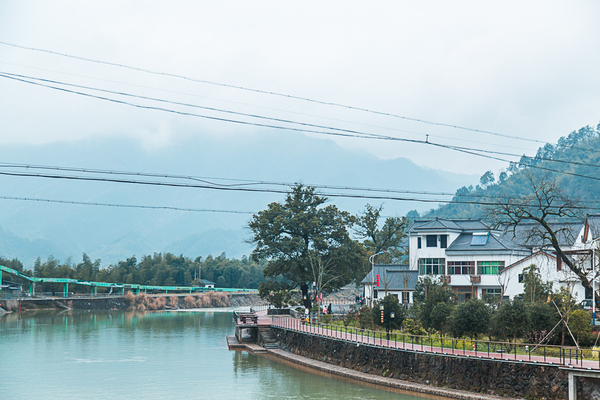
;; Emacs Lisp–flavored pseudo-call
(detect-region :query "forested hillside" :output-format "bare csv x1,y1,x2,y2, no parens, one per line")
1,252,265,292
419,123,600,220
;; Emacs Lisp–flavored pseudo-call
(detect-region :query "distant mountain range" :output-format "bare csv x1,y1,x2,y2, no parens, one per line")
0,132,477,267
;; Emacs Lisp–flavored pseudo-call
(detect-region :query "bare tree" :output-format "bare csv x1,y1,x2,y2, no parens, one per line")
489,172,594,294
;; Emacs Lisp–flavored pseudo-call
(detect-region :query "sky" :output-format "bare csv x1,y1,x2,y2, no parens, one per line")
1,1,600,177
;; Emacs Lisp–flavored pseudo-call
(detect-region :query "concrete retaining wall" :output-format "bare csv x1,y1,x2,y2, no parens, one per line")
273,328,573,399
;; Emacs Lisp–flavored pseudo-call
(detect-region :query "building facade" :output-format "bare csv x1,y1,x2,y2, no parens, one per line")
362,216,600,305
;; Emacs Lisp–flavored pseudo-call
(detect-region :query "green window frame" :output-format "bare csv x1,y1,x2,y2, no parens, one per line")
477,261,504,275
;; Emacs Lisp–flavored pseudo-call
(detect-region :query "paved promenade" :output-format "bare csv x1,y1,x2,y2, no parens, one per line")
271,316,600,370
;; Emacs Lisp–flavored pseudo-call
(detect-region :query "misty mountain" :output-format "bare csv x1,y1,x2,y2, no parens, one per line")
423,123,600,220
0,132,477,267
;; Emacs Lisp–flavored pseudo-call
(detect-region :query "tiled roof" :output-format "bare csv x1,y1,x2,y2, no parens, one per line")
502,220,584,248
445,232,529,253
408,218,490,234
361,264,418,290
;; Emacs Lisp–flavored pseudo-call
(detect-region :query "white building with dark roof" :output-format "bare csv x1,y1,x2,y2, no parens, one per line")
360,216,600,305
361,264,418,306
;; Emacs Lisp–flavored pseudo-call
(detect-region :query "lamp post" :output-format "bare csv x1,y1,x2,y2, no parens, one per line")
380,303,394,340
369,251,386,308
389,311,395,340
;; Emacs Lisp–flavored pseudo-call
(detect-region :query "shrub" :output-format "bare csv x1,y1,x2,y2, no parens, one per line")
169,295,179,308
124,291,135,304
184,296,196,308
155,297,167,309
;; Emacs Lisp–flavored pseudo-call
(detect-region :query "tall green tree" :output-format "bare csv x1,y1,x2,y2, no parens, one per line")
490,299,529,343
354,204,410,284
249,184,361,309
450,299,491,339
521,264,552,303
414,276,455,331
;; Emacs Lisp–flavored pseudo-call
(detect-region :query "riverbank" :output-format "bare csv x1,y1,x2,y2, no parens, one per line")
0,292,262,312
229,335,512,400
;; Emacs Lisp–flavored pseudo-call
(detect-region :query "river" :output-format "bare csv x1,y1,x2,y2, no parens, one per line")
0,309,428,399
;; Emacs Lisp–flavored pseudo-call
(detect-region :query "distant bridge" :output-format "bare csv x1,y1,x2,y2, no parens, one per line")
0,264,256,297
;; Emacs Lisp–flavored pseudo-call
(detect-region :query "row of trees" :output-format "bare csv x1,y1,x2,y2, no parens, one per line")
359,277,594,347
2,252,265,293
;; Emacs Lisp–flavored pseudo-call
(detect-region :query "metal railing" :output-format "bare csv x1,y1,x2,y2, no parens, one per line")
272,317,600,370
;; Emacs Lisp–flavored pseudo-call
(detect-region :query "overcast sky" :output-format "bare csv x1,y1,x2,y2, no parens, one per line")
1,1,599,176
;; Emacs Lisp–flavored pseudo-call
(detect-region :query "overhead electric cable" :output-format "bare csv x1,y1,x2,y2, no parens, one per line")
0,195,253,214
0,62,542,154
4,72,600,186
0,40,560,146
0,161,515,201
0,169,599,210
5,71,600,171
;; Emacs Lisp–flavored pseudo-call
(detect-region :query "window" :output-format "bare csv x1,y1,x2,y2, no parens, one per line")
483,288,502,303
418,258,445,275
447,261,474,275
471,232,489,246
477,261,504,275
440,235,448,249
426,235,437,247
402,291,410,304
417,237,422,249
373,290,378,299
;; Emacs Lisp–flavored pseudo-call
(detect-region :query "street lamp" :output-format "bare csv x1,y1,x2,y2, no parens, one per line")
369,251,386,307
389,311,395,340
379,303,394,340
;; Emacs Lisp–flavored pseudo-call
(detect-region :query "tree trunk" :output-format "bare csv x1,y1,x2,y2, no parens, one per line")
301,284,311,309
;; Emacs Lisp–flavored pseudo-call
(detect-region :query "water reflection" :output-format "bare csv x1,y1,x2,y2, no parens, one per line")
1,310,427,400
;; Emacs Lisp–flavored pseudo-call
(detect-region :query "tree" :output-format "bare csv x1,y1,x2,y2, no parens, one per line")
354,204,410,261
429,302,454,336
568,309,592,345
249,184,361,309
526,302,558,344
450,299,491,339
414,276,455,331
490,299,529,343
521,264,552,303
354,204,410,285
489,172,594,295
480,171,495,187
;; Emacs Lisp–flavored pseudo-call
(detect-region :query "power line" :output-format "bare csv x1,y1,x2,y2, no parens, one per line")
2,72,600,185
6,162,600,206
0,60,540,154
1,169,599,211
0,195,253,214
0,40,560,146
0,161,505,201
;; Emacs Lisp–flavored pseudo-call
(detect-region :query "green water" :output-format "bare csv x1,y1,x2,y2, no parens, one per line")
0,310,426,399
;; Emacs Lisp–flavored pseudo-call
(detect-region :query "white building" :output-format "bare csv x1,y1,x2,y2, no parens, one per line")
362,216,600,305
361,264,418,306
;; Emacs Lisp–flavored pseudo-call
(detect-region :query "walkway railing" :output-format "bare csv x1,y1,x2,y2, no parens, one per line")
272,317,600,370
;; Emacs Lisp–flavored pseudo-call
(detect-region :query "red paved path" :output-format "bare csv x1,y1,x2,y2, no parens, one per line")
266,314,600,370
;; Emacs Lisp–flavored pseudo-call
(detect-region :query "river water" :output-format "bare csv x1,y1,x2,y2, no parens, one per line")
0,309,427,399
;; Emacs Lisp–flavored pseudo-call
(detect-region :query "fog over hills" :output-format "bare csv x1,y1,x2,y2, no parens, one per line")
0,132,476,267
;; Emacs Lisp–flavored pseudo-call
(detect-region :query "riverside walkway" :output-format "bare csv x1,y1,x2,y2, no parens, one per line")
270,315,600,371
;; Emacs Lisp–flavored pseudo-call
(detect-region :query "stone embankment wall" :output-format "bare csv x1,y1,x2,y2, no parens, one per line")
273,329,569,399
1,292,261,312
